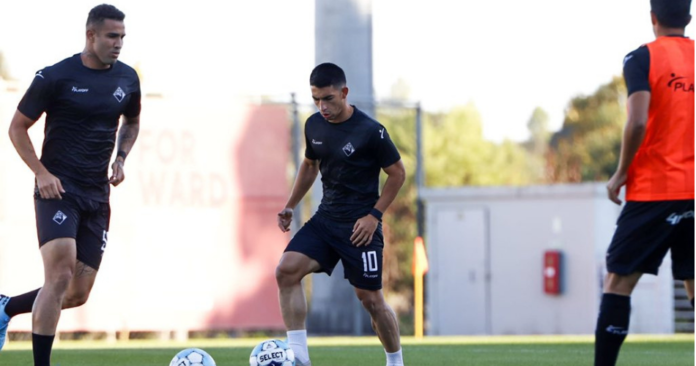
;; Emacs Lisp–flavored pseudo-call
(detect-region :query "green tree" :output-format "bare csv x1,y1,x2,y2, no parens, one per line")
523,107,551,182
424,103,537,187
547,77,626,182
377,102,537,333
377,107,417,295
526,107,550,156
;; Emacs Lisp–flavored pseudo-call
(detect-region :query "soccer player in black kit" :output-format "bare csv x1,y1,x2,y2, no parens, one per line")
0,5,140,366
276,63,406,366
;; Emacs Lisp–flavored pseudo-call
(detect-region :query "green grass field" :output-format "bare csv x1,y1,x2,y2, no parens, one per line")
1,334,693,365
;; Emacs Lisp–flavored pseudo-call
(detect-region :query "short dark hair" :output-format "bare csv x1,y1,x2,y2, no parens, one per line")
651,0,691,28
310,63,347,88
86,4,125,28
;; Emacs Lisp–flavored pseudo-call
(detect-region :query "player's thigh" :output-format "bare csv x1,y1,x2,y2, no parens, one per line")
75,199,110,271
39,238,78,278
668,200,694,281
283,216,340,277
333,223,385,291
606,201,678,276
277,252,322,281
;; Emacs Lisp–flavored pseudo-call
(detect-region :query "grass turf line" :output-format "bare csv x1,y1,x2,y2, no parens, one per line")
0,335,693,366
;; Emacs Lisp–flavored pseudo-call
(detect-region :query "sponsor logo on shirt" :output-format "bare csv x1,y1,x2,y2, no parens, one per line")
668,73,694,93
53,210,68,225
312,139,323,145
342,142,355,156
71,86,89,93
113,86,126,102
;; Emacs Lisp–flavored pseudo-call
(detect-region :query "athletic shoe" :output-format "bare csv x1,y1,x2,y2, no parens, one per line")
0,295,10,351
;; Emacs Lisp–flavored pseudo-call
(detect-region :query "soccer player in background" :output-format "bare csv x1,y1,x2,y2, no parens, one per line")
596,0,694,365
0,4,141,366
275,63,406,366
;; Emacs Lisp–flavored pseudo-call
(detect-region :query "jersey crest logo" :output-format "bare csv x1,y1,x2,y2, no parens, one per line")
113,87,126,102
342,142,355,156
53,210,68,225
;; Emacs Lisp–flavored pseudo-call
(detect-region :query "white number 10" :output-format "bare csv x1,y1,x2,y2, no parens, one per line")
362,251,378,272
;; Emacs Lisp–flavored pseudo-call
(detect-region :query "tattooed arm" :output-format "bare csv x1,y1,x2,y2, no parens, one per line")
110,115,140,186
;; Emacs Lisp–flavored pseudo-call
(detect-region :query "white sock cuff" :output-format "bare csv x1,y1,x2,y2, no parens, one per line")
287,329,308,344
386,348,403,365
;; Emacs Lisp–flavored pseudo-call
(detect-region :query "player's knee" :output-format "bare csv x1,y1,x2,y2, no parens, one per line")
275,262,302,288
357,291,386,315
603,272,641,295
46,269,74,291
64,291,90,308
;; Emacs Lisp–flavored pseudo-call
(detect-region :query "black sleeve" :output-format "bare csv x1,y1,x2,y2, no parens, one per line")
373,125,401,168
123,75,141,118
17,69,54,121
304,119,318,160
623,45,650,96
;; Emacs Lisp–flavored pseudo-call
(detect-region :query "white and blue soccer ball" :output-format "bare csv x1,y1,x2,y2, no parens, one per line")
169,348,216,366
249,339,295,366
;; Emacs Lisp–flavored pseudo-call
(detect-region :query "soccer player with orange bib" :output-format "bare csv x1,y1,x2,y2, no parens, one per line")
596,0,694,365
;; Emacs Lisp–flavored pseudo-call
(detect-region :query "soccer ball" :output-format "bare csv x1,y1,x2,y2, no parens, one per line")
249,339,295,366
169,348,216,366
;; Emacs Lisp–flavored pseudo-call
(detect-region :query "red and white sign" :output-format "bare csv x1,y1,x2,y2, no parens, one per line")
543,250,562,295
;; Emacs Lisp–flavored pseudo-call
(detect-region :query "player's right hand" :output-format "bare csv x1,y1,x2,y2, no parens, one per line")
36,169,65,199
277,208,294,232
606,171,627,205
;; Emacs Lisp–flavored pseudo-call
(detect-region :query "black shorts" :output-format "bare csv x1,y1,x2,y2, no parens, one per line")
285,213,384,290
34,191,111,270
606,199,694,280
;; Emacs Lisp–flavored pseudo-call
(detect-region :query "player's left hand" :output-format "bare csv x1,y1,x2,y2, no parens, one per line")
606,171,627,205
110,159,125,186
351,215,379,246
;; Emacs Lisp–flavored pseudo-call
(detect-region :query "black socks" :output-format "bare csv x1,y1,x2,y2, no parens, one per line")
5,289,41,318
594,293,631,366
32,333,55,366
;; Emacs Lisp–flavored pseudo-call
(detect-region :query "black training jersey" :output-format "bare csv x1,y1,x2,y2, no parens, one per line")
304,106,401,222
17,53,141,202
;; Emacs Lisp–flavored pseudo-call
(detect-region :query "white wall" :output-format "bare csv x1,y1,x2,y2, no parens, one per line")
422,183,675,335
